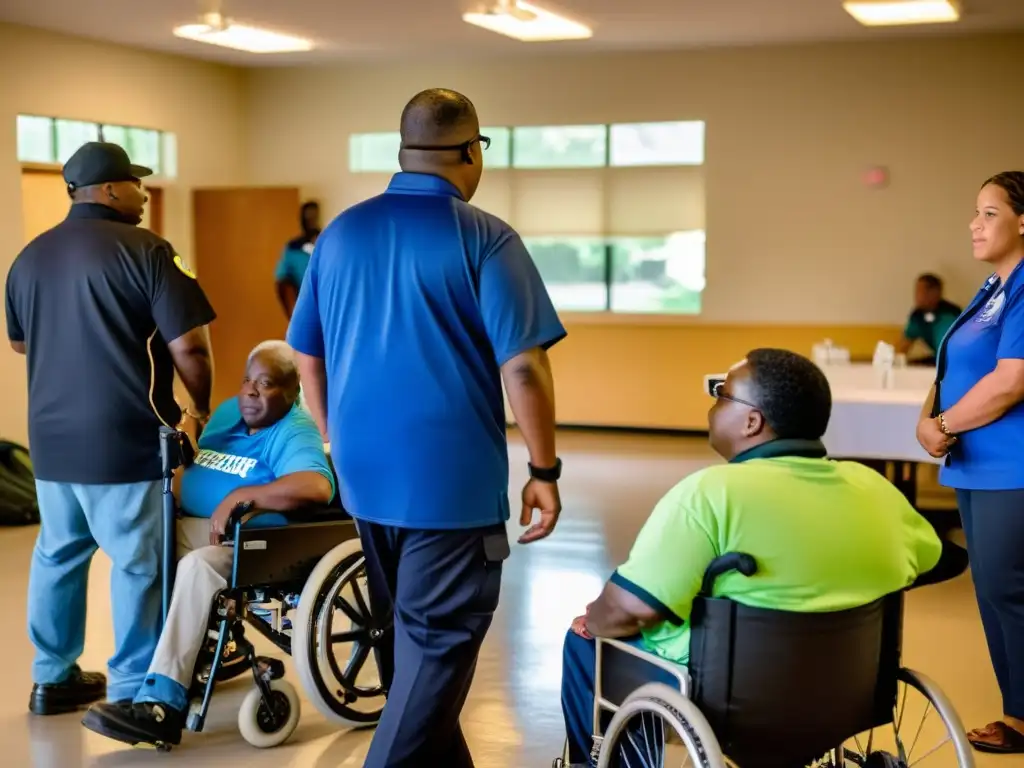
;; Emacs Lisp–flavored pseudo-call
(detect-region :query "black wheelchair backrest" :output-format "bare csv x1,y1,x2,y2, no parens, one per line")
688,552,903,768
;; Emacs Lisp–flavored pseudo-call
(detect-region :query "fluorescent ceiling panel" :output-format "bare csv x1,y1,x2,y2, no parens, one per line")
173,21,313,53
843,0,961,26
463,1,592,42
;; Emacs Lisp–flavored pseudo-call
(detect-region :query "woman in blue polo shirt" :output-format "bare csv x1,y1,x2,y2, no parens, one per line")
917,171,1024,754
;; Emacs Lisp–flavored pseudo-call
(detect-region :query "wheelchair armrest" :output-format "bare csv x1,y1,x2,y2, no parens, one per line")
593,637,691,733
224,502,349,538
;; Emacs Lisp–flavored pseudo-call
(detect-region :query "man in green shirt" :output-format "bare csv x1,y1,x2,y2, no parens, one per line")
897,273,962,364
559,349,944,767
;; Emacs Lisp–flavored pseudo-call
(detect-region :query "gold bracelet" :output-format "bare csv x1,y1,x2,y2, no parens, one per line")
183,407,210,425
937,413,953,436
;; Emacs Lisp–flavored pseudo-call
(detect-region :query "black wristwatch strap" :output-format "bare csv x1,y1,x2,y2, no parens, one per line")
529,458,562,483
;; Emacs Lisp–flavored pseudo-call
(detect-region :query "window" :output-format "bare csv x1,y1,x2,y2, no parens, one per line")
162,132,178,179
523,237,608,312
610,121,705,166
481,127,511,169
610,231,705,314
349,127,511,173
523,232,705,315
512,124,606,169
349,132,401,173
16,115,54,164
344,119,707,315
16,115,174,177
55,120,99,164
125,127,161,170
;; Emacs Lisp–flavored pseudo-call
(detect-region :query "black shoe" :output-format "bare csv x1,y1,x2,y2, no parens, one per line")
81,701,184,750
213,640,249,682
29,670,106,715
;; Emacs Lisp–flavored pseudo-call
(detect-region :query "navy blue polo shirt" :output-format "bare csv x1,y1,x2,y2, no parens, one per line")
938,261,1024,490
286,172,566,529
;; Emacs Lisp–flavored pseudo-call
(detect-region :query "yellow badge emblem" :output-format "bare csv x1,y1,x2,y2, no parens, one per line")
173,254,196,279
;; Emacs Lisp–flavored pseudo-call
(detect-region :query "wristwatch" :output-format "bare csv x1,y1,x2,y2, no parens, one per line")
528,458,562,483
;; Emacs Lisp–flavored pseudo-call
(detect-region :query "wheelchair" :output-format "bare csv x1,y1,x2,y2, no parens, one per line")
157,427,387,750
555,553,975,768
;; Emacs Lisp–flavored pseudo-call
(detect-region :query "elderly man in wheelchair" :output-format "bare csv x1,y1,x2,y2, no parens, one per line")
556,349,973,768
82,341,386,750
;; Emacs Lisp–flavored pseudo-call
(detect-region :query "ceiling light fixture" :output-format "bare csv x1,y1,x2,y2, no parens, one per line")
173,12,313,53
842,0,961,27
462,0,592,42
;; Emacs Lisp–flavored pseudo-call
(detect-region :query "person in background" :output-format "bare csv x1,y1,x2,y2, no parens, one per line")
561,350,946,767
4,142,215,715
896,273,962,364
287,88,565,767
81,341,334,749
917,171,1024,754
275,201,321,319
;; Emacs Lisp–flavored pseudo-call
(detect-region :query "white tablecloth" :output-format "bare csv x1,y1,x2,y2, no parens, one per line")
820,365,937,464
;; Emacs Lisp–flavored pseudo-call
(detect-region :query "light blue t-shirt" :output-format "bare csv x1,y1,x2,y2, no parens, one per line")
939,261,1024,490
179,399,335,527
275,241,314,288
287,172,566,530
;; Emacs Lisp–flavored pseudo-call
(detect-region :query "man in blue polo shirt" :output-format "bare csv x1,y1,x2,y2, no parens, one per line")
82,340,335,749
288,88,566,767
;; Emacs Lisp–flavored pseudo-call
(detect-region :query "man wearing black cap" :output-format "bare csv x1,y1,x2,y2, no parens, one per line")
4,142,217,715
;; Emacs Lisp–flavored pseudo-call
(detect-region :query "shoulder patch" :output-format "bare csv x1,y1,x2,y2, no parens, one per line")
173,254,196,279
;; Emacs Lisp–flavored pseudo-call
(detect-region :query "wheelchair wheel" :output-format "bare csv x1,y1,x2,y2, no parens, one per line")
840,668,974,768
238,679,301,748
291,537,387,727
597,683,725,768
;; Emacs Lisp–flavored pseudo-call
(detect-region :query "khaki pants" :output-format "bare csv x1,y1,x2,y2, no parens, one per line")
143,518,233,695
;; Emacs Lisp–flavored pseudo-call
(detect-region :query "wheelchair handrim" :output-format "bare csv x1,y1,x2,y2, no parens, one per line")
301,551,386,723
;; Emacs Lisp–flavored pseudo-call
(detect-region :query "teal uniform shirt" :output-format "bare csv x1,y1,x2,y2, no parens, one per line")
904,299,962,354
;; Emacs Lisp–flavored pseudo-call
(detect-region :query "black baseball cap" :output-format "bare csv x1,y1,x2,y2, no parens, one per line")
63,142,153,190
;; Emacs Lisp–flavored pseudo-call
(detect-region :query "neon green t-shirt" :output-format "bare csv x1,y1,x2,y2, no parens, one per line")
612,440,943,666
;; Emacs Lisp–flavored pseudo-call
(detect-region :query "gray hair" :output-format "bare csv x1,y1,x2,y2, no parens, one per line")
246,340,299,392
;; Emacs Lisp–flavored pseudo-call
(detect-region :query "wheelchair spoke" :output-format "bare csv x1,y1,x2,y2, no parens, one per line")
906,700,930,761
343,641,371,685
333,594,364,626
330,628,365,643
351,576,371,621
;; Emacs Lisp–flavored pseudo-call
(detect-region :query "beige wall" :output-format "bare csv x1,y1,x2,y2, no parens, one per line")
0,23,249,444
246,34,1023,323
244,34,1022,428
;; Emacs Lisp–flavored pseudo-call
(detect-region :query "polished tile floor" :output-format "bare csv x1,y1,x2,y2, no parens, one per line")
1,433,1005,767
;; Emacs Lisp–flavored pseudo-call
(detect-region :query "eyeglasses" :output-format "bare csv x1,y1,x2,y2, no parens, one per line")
401,135,491,163
711,380,759,410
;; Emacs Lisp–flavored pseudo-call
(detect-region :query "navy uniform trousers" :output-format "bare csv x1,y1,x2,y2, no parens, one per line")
357,519,509,768
956,489,1024,719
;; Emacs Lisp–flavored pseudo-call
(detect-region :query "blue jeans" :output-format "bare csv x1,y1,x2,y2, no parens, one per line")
28,480,163,702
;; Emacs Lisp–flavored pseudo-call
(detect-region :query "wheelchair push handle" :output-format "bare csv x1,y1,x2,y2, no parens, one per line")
159,427,195,479
700,553,757,596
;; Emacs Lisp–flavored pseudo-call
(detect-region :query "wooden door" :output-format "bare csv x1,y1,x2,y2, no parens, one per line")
192,187,301,406
20,168,165,242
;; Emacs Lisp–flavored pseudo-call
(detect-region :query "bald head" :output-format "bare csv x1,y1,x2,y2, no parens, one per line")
400,88,479,147
397,88,485,201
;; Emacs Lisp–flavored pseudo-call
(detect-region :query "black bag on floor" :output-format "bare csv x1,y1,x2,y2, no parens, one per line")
0,441,39,525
